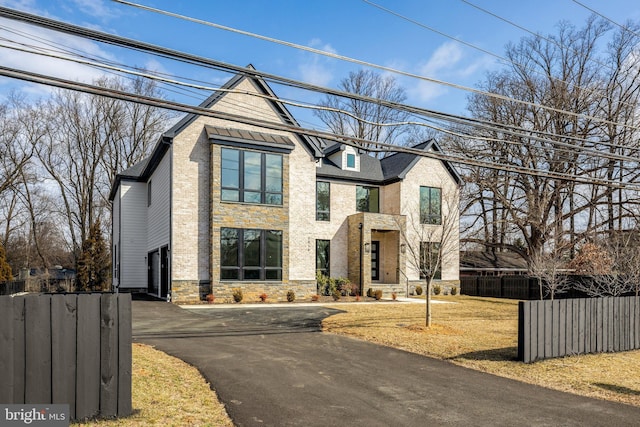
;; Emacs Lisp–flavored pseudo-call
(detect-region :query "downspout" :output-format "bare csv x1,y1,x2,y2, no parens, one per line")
164,135,173,302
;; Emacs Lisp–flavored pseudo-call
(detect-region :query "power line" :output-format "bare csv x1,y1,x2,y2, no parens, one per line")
110,0,640,133
1,63,638,191
571,0,640,39
4,37,639,166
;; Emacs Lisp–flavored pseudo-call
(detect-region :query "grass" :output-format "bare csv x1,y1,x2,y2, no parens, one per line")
323,295,640,407
74,343,233,426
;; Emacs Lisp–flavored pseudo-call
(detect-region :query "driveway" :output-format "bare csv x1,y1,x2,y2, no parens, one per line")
133,301,640,426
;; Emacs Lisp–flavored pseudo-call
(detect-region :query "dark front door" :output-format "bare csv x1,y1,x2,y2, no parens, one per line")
371,241,380,281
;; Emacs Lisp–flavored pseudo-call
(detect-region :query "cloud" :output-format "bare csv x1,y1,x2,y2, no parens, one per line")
296,39,337,87
0,17,118,97
69,0,120,21
413,41,493,103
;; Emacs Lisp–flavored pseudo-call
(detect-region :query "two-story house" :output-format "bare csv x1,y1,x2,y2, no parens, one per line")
110,69,461,303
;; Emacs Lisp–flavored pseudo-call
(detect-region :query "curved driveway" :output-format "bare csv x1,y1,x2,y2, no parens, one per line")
133,301,640,426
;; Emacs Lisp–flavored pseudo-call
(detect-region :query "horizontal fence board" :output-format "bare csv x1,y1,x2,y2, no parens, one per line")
519,296,640,363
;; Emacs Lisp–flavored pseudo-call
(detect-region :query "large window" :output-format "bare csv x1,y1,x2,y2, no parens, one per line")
356,186,379,213
420,242,441,280
220,228,282,281
420,186,441,224
316,181,330,221
221,148,283,205
316,239,330,277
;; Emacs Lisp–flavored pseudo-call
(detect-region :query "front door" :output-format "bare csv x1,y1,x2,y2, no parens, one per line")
371,241,380,281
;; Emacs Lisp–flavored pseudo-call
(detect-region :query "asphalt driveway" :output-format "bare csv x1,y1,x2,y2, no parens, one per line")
133,301,640,426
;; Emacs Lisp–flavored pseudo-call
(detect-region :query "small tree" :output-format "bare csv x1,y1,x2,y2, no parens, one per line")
0,243,12,282
76,219,110,291
528,243,572,300
400,184,459,327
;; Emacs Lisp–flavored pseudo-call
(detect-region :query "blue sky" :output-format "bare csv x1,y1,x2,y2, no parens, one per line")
0,0,638,129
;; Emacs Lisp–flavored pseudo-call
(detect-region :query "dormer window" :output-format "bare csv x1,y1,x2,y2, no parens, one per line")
346,153,356,168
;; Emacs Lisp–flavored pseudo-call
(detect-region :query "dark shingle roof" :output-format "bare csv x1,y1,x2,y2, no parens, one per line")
316,154,384,182
380,141,430,180
118,157,150,178
460,251,528,271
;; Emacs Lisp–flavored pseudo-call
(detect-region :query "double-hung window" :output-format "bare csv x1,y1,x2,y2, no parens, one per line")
316,181,330,221
221,148,283,205
220,228,282,281
356,186,379,213
420,186,441,224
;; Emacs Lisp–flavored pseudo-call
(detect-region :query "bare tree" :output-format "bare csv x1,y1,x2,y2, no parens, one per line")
399,183,459,327
528,243,572,300
314,69,412,151
447,16,640,267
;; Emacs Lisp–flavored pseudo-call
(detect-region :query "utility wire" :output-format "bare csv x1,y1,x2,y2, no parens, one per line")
571,0,640,39
110,0,640,132
4,38,639,165
1,63,638,191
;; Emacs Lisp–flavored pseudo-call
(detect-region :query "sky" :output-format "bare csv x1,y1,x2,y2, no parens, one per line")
0,0,638,130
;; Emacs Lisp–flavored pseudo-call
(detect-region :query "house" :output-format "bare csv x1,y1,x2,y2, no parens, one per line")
459,250,528,276
110,69,461,303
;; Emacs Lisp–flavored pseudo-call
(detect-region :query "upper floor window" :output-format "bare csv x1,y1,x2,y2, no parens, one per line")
420,186,441,224
356,186,379,213
346,153,356,168
220,228,282,281
221,148,283,205
316,181,330,221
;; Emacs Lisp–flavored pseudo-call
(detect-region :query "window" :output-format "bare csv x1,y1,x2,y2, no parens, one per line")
316,181,330,221
220,228,282,281
147,180,152,206
420,186,441,224
221,148,283,205
356,186,379,213
420,242,441,280
346,153,356,168
316,239,330,277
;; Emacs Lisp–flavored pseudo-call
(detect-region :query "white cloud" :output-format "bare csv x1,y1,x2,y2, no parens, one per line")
70,0,120,21
296,39,337,87
0,17,118,98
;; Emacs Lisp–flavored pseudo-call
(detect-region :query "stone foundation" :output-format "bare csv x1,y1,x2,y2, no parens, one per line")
170,280,317,304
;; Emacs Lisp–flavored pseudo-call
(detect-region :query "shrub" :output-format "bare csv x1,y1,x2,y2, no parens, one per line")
415,285,423,295
232,288,243,303
336,277,354,296
366,288,374,298
332,289,341,301
259,292,268,302
450,286,458,296
433,284,442,295
206,293,215,303
374,289,383,300
311,294,320,302
287,290,296,302
391,292,397,301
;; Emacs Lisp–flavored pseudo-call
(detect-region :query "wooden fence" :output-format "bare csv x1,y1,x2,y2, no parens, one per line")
518,296,640,363
0,293,132,421
461,275,596,300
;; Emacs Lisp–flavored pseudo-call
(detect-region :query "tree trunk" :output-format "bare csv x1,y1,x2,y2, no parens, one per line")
425,277,432,327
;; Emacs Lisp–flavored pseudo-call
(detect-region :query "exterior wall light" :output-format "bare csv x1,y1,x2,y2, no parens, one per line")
400,243,406,254
364,243,370,253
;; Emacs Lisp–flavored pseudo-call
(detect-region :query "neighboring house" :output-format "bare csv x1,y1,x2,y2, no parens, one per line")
110,69,461,303
459,250,528,276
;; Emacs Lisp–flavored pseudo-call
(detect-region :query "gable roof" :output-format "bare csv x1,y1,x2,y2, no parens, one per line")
381,139,462,184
